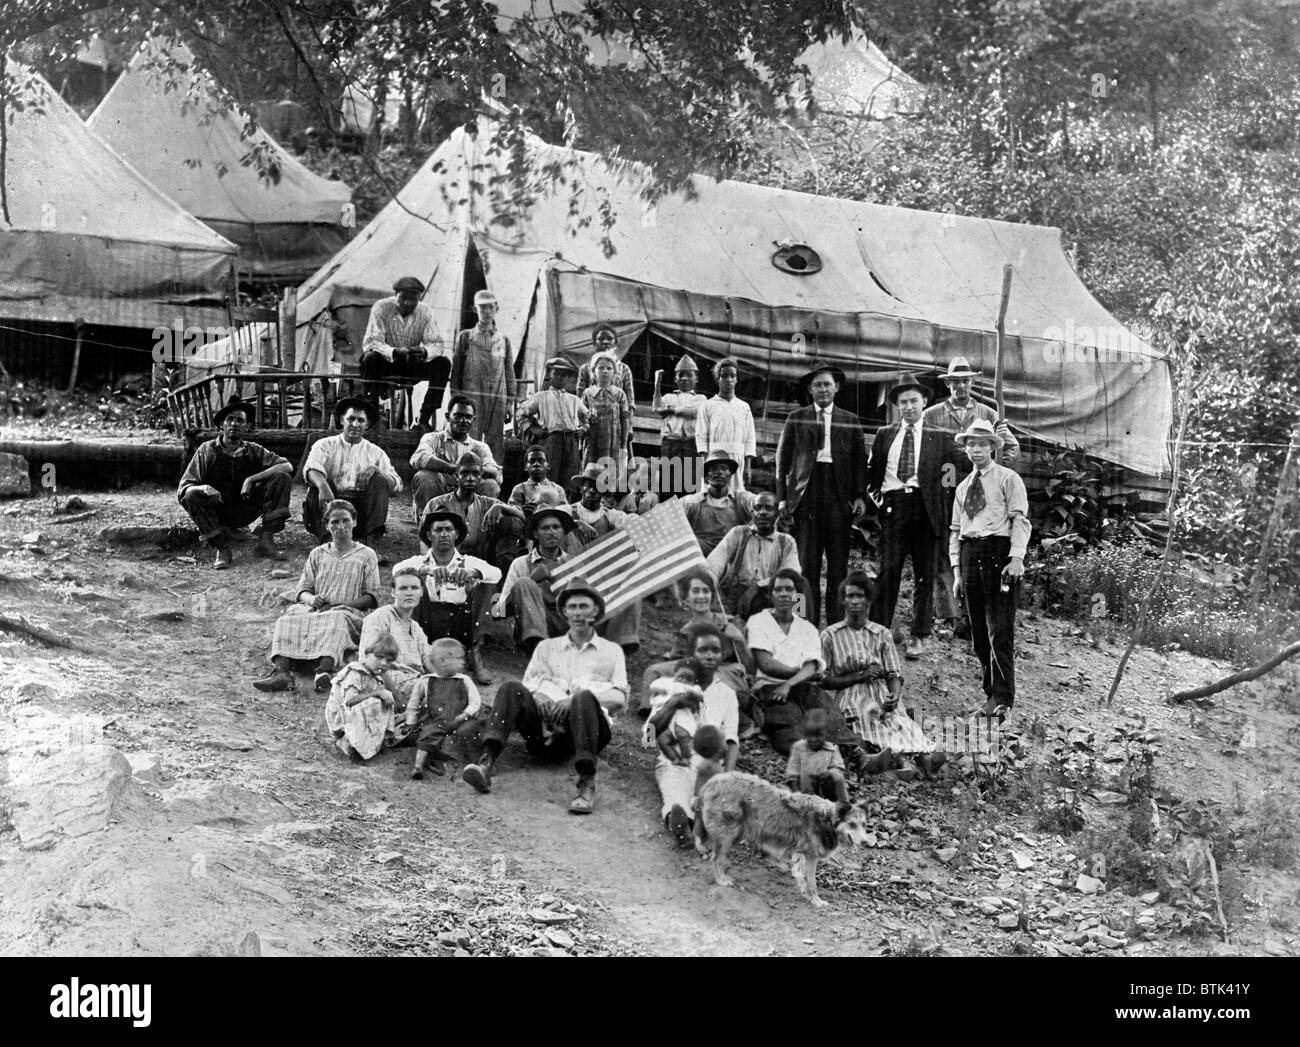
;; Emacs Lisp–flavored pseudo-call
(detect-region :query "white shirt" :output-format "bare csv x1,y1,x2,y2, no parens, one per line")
304,435,402,494
523,632,628,712
698,679,740,745
696,395,756,493
392,550,502,605
746,609,825,689
816,406,834,464
882,417,924,492
363,298,445,363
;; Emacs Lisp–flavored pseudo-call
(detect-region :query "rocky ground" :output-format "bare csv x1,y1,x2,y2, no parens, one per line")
1,483,1297,957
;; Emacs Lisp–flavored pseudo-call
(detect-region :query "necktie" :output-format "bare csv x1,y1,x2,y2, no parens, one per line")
964,471,988,517
899,423,915,484
821,409,832,457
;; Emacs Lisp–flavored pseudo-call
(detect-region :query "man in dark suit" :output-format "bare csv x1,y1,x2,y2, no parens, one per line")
776,361,868,626
866,373,960,659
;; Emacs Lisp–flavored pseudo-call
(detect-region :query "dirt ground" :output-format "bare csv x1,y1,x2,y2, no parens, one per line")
1,483,1298,957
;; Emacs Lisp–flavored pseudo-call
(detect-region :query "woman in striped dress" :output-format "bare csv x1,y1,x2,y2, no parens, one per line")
819,571,940,773
254,500,382,694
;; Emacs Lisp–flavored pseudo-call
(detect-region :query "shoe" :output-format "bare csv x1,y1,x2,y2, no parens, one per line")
569,774,596,815
213,545,233,570
665,804,693,847
859,746,895,775
253,669,294,692
466,647,493,686
462,754,494,793
980,698,1011,720
904,636,926,660
410,768,424,780
314,671,333,693
253,533,286,560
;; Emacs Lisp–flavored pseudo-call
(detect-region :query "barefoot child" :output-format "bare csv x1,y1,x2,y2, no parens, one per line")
785,708,849,803
407,637,482,779
325,634,400,761
644,660,705,764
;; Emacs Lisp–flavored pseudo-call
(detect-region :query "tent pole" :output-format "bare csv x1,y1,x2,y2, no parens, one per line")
66,319,85,395
994,264,1013,420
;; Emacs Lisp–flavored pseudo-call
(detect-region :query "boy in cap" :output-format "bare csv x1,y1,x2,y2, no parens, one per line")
450,289,516,460
949,419,1030,719
923,357,1019,638
516,356,588,493
653,354,707,498
696,357,755,494
360,276,449,431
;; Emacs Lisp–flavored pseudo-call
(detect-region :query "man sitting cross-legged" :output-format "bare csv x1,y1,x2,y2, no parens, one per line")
461,576,627,815
409,394,502,512
492,504,641,654
705,491,804,618
394,510,501,687
303,397,402,548
418,452,526,576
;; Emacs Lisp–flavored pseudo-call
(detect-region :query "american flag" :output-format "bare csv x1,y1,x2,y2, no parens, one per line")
549,499,705,620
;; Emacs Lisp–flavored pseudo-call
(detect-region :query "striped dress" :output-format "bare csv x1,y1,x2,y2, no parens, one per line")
269,543,382,667
820,619,932,753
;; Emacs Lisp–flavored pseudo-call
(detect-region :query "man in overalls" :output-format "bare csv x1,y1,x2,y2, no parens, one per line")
680,450,755,557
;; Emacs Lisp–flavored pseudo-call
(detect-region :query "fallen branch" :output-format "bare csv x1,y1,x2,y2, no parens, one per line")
48,510,98,525
1168,640,1300,704
0,613,96,653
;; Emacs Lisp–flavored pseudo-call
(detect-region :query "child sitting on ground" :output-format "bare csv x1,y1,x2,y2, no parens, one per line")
325,634,399,761
406,637,482,780
785,708,849,803
642,659,706,763
691,724,727,799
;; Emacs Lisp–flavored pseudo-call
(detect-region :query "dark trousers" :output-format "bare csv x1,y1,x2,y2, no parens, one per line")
756,682,849,757
659,437,700,498
359,351,451,426
530,431,582,497
180,473,291,543
413,584,495,650
481,681,611,776
960,535,1018,706
462,512,526,577
870,490,935,639
794,463,852,626
303,473,390,541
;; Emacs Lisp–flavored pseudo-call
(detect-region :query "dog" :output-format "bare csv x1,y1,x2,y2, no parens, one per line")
693,771,870,907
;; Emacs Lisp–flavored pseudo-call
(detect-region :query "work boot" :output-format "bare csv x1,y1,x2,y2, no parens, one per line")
569,774,596,815
253,530,286,560
466,646,493,686
904,636,926,660
253,668,294,692
462,751,495,794
212,539,234,571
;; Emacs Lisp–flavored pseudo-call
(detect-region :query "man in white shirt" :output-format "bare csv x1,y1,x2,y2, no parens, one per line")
865,374,961,659
696,358,756,493
303,397,402,546
359,276,450,431
394,510,502,686
462,577,626,815
410,394,502,510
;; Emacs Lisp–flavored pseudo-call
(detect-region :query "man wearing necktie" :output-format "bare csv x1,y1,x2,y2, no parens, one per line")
776,361,868,626
949,419,1031,718
865,374,961,659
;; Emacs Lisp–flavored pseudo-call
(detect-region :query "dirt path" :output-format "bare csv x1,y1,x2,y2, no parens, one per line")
2,486,1298,957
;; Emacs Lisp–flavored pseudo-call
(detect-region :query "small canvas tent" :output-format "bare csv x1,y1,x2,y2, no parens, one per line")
297,122,1171,476
0,62,236,330
89,39,352,281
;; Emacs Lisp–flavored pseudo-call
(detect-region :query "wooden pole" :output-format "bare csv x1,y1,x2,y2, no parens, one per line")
1169,640,1300,704
279,288,298,373
1247,417,1300,614
65,318,85,395
994,264,1013,421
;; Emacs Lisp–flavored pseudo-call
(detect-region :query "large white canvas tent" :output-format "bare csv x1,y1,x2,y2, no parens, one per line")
89,39,352,281
0,62,236,329
297,121,1171,476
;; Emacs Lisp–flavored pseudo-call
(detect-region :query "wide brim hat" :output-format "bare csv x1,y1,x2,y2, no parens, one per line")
528,505,575,535
571,462,610,487
941,356,981,380
701,449,739,475
419,509,468,545
334,396,379,426
555,575,606,619
888,373,931,404
954,419,1005,450
213,396,253,427
800,359,847,387
392,276,425,294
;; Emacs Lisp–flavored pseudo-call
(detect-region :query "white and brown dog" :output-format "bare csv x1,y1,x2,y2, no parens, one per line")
694,771,870,907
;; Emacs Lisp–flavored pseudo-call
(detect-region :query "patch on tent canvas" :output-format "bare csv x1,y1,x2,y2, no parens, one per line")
771,243,823,275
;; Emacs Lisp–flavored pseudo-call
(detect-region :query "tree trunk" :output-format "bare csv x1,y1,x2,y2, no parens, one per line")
1148,77,1160,149
1248,418,1300,613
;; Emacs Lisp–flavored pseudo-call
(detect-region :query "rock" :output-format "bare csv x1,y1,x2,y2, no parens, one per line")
20,530,44,544
1075,874,1103,894
160,780,292,828
1093,933,1126,949
1139,891,1160,904
376,851,404,864
6,744,133,850
1056,942,1082,957
545,929,574,950
529,909,575,925
56,496,89,513
976,899,1002,916
438,928,471,948
0,452,31,497
1012,850,1035,871
997,913,1021,930
453,949,471,958
935,847,958,863
269,569,290,579
146,609,187,623
1262,940,1289,957
127,752,162,783
451,885,476,902
11,680,58,703
541,947,571,957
